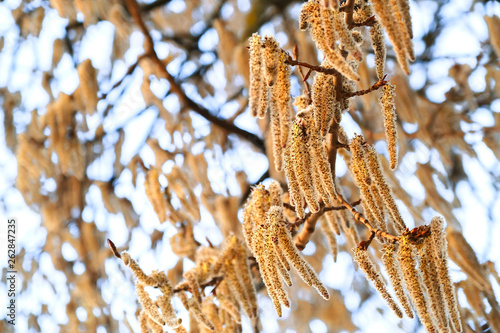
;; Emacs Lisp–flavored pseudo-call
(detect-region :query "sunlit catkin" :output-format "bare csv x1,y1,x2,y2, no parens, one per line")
249,33,265,118
291,114,320,213
263,36,280,87
398,240,435,332
430,217,462,333
380,83,399,170
235,241,258,318
320,218,338,262
364,145,406,232
283,146,305,218
272,207,330,300
333,11,362,62
421,236,449,332
136,282,166,326
188,297,215,331
381,244,414,318
371,22,387,80
353,247,403,318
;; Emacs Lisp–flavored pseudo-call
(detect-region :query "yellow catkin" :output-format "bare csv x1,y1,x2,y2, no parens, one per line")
397,0,413,39
263,36,280,87
307,110,337,203
381,244,414,318
265,210,291,308
364,144,406,232
421,237,450,332
353,247,403,318
307,1,360,81
349,137,386,232
242,203,255,253
201,298,223,332
252,224,282,317
371,22,387,80
324,208,341,235
144,168,167,223
299,1,314,31
320,218,338,262
269,180,283,207
430,217,463,333
183,270,202,304
485,15,500,59
121,252,157,286
224,259,254,319
380,84,398,170
284,146,305,218
139,310,149,333
252,185,271,227
271,207,330,300
235,241,258,318
273,51,292,167
136,282,166,326
188,298,215,331
157,294,182,328
270,90,283,171
291,113,320,213
319,5,338,54
371,0,410,75
388,0,414,61
249,33,265,118
333,10,362,62
398,240,436,332
274,247,293,286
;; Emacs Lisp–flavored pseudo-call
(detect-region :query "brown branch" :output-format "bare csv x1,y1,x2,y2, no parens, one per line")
344,75,388,98
285,54,341,76
353,15,377,28
124,0,265,151
335,194,400,243
295,210,323,251
173,276,224,294
293,44,312,101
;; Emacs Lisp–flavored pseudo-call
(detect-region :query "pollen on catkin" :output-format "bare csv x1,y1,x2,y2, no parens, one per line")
379,83,399,170
364,144,407,233
291,113,320,213
272,208,330,300
397,240,436,332
320,217,338,262
430,217,463,333
353,247,403,318
136,282,166,326
333,10,363,62
283,146,305,218
381,244,414,318
263,36,280,87
249,33,264,118
421,236,450,332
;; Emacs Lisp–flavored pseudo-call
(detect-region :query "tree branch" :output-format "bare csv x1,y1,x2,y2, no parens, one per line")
124,0,265,151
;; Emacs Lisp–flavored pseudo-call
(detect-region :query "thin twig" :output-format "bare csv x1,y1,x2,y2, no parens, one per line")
344,75,388,98
285,54,341,76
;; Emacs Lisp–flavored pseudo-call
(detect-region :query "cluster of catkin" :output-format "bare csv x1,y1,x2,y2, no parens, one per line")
353,217,462,333
243,182,330,316
118,252,185,333
119,235,257,332
349,135,406,235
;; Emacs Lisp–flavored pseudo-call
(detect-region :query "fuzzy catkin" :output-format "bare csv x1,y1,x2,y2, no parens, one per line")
283,146,305,218
370,22,387,80
136,282,166,326
333,10,362,62
249,33,264,118
364,144,407,232
398,241,436,332
381,244,414,318
291,116,320,213
272,209,330,300
430,217,463,333
144,168,167,223
421,237,450,332
380,83,399,170
353,248,403,318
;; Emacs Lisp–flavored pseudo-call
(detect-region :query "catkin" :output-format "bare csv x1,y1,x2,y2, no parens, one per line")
333,11,362,62
291,114,320,213
381,244,414,318
273,208,330,300
430,217,462,333
321,218,338,262
421,237,449,332
136,282,166,326
398,240,436,332
353,247,403,318
364,144,406,232
249,33,265,118
379,83,399,170
370,22,387,80
284,146,305,218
